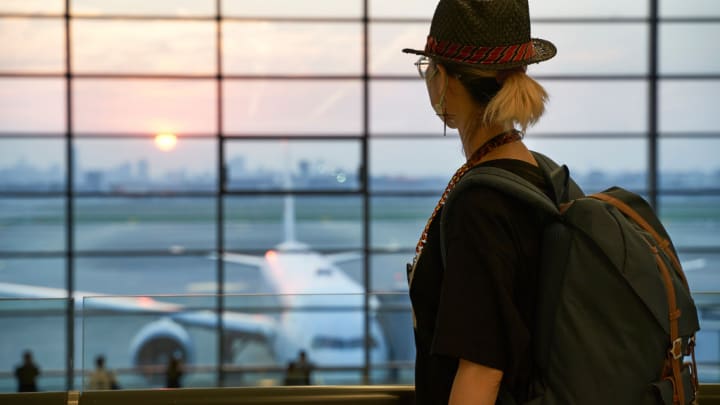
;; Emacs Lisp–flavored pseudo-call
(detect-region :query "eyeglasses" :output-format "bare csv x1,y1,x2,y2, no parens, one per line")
414,56,432,79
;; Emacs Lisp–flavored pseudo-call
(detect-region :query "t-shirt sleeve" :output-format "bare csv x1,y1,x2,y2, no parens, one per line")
431,187,530,374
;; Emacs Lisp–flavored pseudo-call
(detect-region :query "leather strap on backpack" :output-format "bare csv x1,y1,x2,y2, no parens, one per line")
591,192,697,405
589,193,689,289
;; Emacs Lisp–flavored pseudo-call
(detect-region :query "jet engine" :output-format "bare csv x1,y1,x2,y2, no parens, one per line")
129,318,194,381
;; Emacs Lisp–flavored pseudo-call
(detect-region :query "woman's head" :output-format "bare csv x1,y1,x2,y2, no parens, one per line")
404,0,554,132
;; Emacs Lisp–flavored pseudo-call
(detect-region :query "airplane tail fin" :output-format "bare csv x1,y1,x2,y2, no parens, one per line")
283,193,296,244
278,142,308,252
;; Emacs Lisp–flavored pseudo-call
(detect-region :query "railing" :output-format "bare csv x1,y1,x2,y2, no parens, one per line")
3,291,720,393
9,385,720,405
0,386,416,405
0,293,415,391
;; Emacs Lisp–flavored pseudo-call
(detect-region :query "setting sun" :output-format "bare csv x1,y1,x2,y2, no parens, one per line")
154,133,177,151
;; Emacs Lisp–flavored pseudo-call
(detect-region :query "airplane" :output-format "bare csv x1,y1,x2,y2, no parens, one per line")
0,193,400,386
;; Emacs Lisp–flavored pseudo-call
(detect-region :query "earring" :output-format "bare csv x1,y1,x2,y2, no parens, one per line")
442,106,447,137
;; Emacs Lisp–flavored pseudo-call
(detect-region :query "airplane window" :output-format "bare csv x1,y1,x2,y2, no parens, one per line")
316,268,333,276
311,336,378,349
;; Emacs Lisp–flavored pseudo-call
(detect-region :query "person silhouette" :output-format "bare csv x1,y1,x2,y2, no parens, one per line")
165,354,184,388
285,350,313,385
14,350,40,392
87,355,119,390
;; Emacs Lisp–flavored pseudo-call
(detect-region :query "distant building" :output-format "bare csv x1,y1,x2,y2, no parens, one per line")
137,159,149,182
84,171,104,191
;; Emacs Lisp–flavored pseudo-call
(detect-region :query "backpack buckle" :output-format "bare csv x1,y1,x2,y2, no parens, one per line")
670,338,683,360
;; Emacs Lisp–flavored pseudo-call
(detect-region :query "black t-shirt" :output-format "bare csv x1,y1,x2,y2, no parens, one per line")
409,158,553,405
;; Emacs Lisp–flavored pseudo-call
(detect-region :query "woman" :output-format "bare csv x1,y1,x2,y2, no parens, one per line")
402,0,557,404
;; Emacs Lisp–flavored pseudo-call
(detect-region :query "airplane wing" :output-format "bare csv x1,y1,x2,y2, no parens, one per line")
213,252,266,268
0,282,68,299
0,282,277,344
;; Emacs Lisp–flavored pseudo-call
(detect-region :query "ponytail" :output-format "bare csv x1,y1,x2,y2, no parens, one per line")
483,70,548,131
441,61,549,131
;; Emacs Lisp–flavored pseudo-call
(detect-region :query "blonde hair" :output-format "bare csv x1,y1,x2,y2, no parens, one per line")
443,62,549,132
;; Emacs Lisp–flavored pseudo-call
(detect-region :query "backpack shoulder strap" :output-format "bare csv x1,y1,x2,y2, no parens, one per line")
439,163,560,270
531,151,585,204
452,166,560,216
438,153,585,269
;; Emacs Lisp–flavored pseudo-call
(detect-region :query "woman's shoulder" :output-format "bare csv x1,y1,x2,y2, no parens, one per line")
475,158,546,188
446,158,552,225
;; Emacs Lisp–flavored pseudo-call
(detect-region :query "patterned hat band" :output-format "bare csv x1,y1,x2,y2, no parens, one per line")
424,36,536,65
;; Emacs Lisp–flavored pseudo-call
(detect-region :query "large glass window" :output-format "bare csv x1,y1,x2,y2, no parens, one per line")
0,79,66,132
0,0,718,391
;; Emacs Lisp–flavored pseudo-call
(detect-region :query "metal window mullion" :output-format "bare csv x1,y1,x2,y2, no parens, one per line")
215,0,227,388
361,0,372,385
63,0,75,391
648,0,659,210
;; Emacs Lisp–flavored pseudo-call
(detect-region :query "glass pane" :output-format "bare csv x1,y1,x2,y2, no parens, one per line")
225,139,361,191
224,196,362,251
74,198,216,252
370,81,456,136
372,80,647,135
0,258,65,293
532,80,648,134
0,199,65,252
371,0,647,18
73,21,216,74
0,79,65,133
73,80,216,134
660,80,719,133
681,253,720,293
372,23,648,76
660,138,720,190
524,137,648,194
370,23,432,75
370,0,437,19
370,138,462,191
222,0,362,18
72,0,214,16
692,291,720,382
223,80,362,135
660,196,720,249
73,138,217,192
677,255,716,382
221,295,286,386
530,0,647,17
371,256,411,293
75,257,216,295
0,299,66,392
661,0,720,17
370,291,414,384
81,295,218,389
224,22,362,75
0,138,65,192
530,23,647,75
0,0,63,14
371,197,436,251
661,23,720,74
0,18,64,72
223,294,374,386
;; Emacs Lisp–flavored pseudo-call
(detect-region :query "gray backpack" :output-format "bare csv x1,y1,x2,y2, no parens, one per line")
440,152,700,405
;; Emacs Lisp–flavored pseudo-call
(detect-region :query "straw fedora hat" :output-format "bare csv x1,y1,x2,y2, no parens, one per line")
403,0,556,70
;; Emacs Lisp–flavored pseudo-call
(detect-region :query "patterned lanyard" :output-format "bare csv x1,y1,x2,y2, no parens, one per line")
408,129,522,287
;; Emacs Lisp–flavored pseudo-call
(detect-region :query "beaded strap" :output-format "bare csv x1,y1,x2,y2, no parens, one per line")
408,129,522,287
